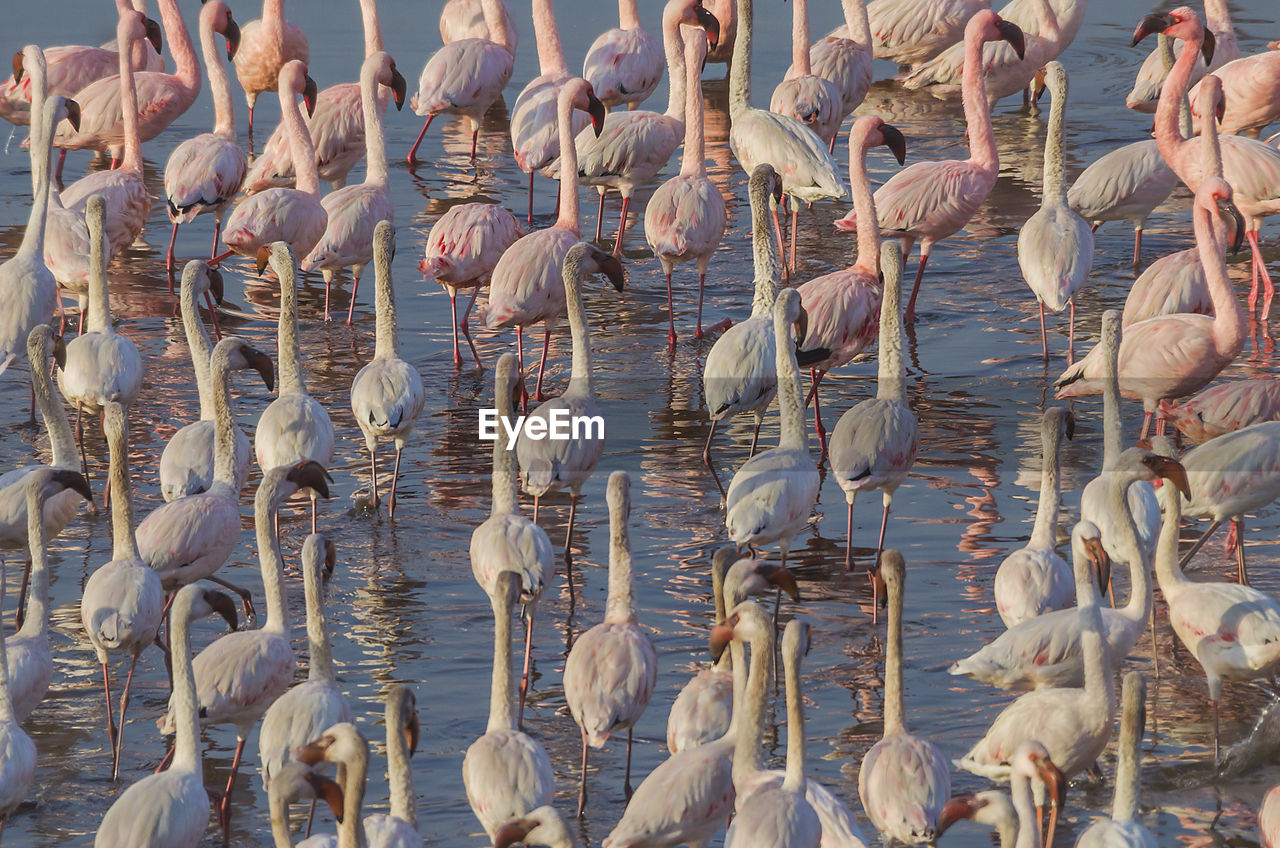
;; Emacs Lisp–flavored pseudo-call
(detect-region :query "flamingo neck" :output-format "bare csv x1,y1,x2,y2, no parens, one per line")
618,0,642,30
1156,35,1193,137
1199,92,1223,179
23,48,47,197
1029,417,1062,550
731,621,773,785
711,559,731,672
481,0,514,53
841,0,871,49
532,0,568,75
169,591,203,772
86,207,113,334
748,180,780,318
1042,75,1067,202
372,230,398,360
254,476,290,634
1152,478,1189,601
21,486,50,642
106,412,140,563
122,0,154,75
790,0,812,76
884,571,906,736
876,249,905,402
385,695,417,826
202,8,236,136
728,0,751,118
774,307,806,451
678,30,707,177
605,486,636,624
157,0,200,92
360,59,389,190
562,255,595,396
781,638,806,794
1011,769,1041,848
1153,24,1201,164
335,742,370,848
554,91,582,232
180,276,215,419
660,5,688,122
1030,0,1059,43
489,373,519,517
280,79,320,196
1111,678,1143,822
848,125,881,277
1100,313,1121,467
486,585,516,733
116,24,143,172
960,26,997,173
19,89,55,260
208,345,238,488
1194,198,1244,356
360,0,384,55
262,0,286,38
277,260,303,396
302,543,336,684
31,335,77,472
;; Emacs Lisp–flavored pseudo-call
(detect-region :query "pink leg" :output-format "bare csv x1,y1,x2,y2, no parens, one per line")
1133,228,1142,266
516,327,529,412
614,196,631,255
810,368,828,455
1038,301,1049,362
448,289,462,367
1138,411,1153,443
247,105,256,156
665,270,677,347
219,737,247,841
844,499,855,572
695,270,706,338
595,192,606,243
112,654,139,780
407,114,435,164
789,204,799,275
770,207,788,283
534,327,552,401
527,171,535,223
1068,300,1076,364
165,221,179,281
346,271,363,326
209,248,234,267
460,286,482,368
518,609,535,728
211,220,223,261
904,249,930,324
469,129,479,160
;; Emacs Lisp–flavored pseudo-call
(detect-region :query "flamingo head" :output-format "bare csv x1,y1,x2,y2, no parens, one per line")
11,51,22,85
202,588,240,632
493,806,579,848
937,792,1016,841
1133,8,1213,64
305,772,344,822
201,1,240,60
971,11,1025,60
302,72,318,116
206,264,225,305
61,97,80,132
285,460,333,500
748,163,784,209
860,117,907,166
1013,742,1066,846
711,600,773,661
1076,520,1110,604
1135,450,1191,497
693,3,721,52
49,331,66,370
1200,177,1246,255
221,11,241,61
1199,73,1226,122
42,468,94,506
385,57,407,111
567,241,625,292
143,17,164,55
222,338,275,392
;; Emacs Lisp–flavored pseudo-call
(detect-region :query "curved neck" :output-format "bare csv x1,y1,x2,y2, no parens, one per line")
555,91,582,231
884,573,905,736
386,698,416,825
254,478,290,633
302,548,336,683
1119,516,1152,625
202,9,235,136
169,594,203,772
532,0,568,75
732,624,773,783
748,185,780,317
0,578,11,723
678,33,706,177
961,28,997,173
486,587,515,732
841,0,871,48
336,745,369,848
562,260,594,395
280,79,319,196
1156,36,1193,137
605,490,635,624
360,61,389,189
117,24,143,171
781,639,806,793
1112,680,1143,822
790,0,812,75
31,339,77,471
208,351,238,487
158,0,200,91
360,0,384,55
661,10,688,123
876,253,904,402
1153,463,1187,592
1193,199,1243,349
774,309,806,450
728,0,751,117
372,237,397,360
711,560,730,672
1011,771,1040,848
269,782,295,847
20,96,55,259
1042,80,1066,201
1029,421,1061,549
1154,27,1200,161
180,279,215,419
489,375,518,516
22,485,50,641
107,416,140,562
849,127,881,275
277,264,303,396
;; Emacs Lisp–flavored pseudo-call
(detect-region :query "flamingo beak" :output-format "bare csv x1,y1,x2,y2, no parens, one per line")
599,252,625,292
224,15,241,60
64,98,81,132
389,65,407,111
763,566,800,602
245,347,275,392
880,124,907,166
695,6,721,51
304,772,345,823
1132,13,1173,46
587,91,607,137
1035,756,1066,848
322,538,337,576
296,735,334,767
51,468,94,504
1143,454,1190,497
1215,195,1246,255
12,52,23,85
405,711,420,756
795,305,809,347
771,171,784,205
303,74,318,117
206,266,225,304
1202,27,1216,64
287,460,333,499
255,246,271,277
493,820,535,848
937,794,980,835
997,20,1025,59
52,334,66,370
144,18,164,54
1064,408,1075,440
203,589,240,631
1213,89,1226,122
1085,536,1110,601
709,614,739,662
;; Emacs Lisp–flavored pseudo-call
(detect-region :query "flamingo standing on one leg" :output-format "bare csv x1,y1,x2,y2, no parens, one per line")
233,0,308,151
583,0,663,110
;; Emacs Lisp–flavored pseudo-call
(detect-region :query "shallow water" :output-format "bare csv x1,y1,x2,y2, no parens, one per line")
2,0,1280,845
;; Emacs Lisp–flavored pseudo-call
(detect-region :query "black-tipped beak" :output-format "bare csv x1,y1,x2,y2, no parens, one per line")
304,772,344,823
1064,408,1076,440
695,6,721,51
288,460,333,499
771,173,784,205
599,253,625,292
204,589,239,631
207,266,225,304
52,334,66,370
12,52,23,85
1202,27,1216,64
64,99,81,132
323,539,337,577
1213,89,1226,121
1132,13,1172,46
587,91,606,137
880,124,906,166
390,65,407,111
998,20,1025,59
51,468,94,504
246,348,275,392
937,794,979,835
493,821,535,848
1144,454,1191,497
145,17,164,54
224,16,241,61
795,305,809,347
255,246,271,277
763,566,800,602
1085,537,1110,600
1216,196,1246,255
303,74,318,117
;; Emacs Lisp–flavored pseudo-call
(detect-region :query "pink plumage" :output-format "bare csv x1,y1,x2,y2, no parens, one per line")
1161,380,1280,444
582,0,663,109
232,0,308,142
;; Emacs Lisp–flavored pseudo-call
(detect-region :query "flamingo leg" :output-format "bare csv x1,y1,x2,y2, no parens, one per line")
749,415,762,457
368,444,380,511
218,737,246,842
534,327,552,402
389,446,404,518
211,219,223,262
595,192,606,244
624,726,635,798
1233,518,1249,585
1178,518,1223,570
1138,411,1154,444
247,105,256,156
1133,227,1142,266
112,654,139,780
209,248,235,267
701,419,717,470
310,497,318,535
903,249,930,324
406,114,435,164
345,270,363,326
516,328,529,412
469,128,479,160
460,286,483,368
1213,699,1220,764
101,663,117,755
809,369,828,455
206,575,256,622
564,495,578,559
155,741,175,774
165,221,180,280
533,495,540,524
323,272,334,322
1247,230,1275,321
448,288,463,367
665,270,677,347
614,196,631,256
1068,300,1076,365
845,498,855,573
518,605,535,729
789,203,799,276
695,270,706,339
527,171,535,223
1038,302,1049,362
576,729,589,818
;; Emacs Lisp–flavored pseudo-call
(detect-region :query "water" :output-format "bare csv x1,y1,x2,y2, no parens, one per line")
2,0,1280,845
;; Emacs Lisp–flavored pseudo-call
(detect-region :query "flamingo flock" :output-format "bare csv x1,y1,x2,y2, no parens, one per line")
3,0,1280,846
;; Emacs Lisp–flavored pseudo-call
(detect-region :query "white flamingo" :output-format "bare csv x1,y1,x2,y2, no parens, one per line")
350,221,424,516
363,684,423,847
564,471,658,815
295,723,372,847
254,242,337,535
665,546,736,755
1074,672,1157,848
0,561,35,837
936,742,1065,848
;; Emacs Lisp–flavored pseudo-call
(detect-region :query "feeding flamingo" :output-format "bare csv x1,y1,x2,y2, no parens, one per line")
936,742,1065,848
233,0,308,149
1074,672,1157,848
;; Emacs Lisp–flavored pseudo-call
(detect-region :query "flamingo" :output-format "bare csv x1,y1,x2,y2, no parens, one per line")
724,289,819,571
859,550,950,846
704,0,737,67
350,221,424,516
1055,178,1247,442
665,545,736,755
266,762,341,846
295,723,373,846
515,242,624,557
220,61,324,261
254,242,336,535
805,0,873,144
486,77,606,403
556,0,719,256
406,0,513,164
992,408,1072,627
158,460,331,835
462,571,556,838
644,27,727,343
1160,380,1280,444
243,0,388,193
936,742,1065,848
0,555,35,837
701,164,786,472
257,534,351,800
9,467,91,722
0,91,70,381
1148,434,1280,760
94,584,236,848
836,10,1024,324
136,336,274,618
770,0,842,148
727,0,844,273
1121,247,1211,327
492,807,578,848
419,203,524,369
157,263,248,502
564,470,658,815
1126,0,1237,114
1134,8,1280,320
724,615,821,848
233,0,309,149
162,0,245,276
79,401,165,781
1263,786,1280,848
1077,311,1160,584
363,684,423,847
440,0,519,52
829,239,918,602
1074,672,1157,848
583,0,664,110
509,0,590,221
1188,50,1280,138
302,52,407,323
1070,36,1184,267
1018,61,1094,364
860,0,987,67
472,353,553,740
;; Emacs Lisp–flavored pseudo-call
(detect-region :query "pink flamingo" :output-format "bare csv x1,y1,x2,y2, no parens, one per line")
1161,380,1280,444
583,0,664,110
770,0,842,147
1135,8,1280,321
1188,50,1280,139
485,77,605,402
440,0,519,52
242,0,387,193
51,0,199,171
419,203,524,368
407,0,514,165
860,0,987,67
1126,0,1237,113
704,0,737,66
162,1,245,278
559,0,719,256
644,27,726,343
1056,177,1247,442
57,7,153,262
1121,247,1211,327
510,0,590,222
302,51,407,323
800,116,905,453
218,61,324,262
805,0,873,149
233,0,309,150
837,10,1024,324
